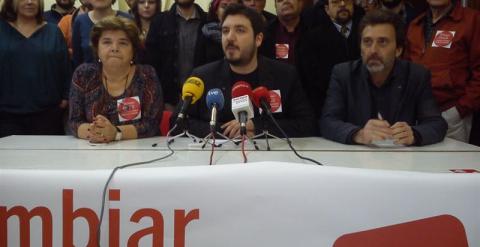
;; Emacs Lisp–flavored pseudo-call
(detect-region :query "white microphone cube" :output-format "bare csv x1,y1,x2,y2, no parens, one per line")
231,95,254,121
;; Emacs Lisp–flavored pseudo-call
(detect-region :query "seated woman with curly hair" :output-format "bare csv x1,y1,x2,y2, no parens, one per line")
69,16,163,143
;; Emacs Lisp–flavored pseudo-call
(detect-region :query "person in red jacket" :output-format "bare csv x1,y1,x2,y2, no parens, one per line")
404,0,480,143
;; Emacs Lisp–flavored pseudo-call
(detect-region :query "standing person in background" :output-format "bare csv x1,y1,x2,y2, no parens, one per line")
58,0,92,57
260,0,306,65
72,0,131,68
199,0,241,64
44,0,76,24
131,0,162,62
404,0,480,143
242,0,276,23
69,17,163,143
145,0,206,110
298,0,362,120
0,0,71,137
132,0,162,42
302,0,364,30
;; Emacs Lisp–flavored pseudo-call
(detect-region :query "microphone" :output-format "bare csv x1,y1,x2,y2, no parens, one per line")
176,76,205,124
252,86,273,116
206,88,225,132
231,81,254,136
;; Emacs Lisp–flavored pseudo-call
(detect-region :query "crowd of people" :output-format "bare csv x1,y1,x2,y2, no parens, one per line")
0,0,478,146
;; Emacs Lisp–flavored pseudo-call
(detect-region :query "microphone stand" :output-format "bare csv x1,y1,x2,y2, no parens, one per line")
166,118,202,145
231,114,259,150
252,111,284,151
201,131,237,149
200,106,237,148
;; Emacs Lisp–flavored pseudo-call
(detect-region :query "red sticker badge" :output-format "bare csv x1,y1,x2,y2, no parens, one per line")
117,96,141,122
268,90,282,113
432,31,455,48
275,44,289,59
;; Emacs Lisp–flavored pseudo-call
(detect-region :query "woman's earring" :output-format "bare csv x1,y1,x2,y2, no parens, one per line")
98,59,102,63
130,60,134,65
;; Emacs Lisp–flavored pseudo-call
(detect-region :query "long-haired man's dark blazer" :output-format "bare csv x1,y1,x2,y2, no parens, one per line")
170,56,317,138
320,59,447,146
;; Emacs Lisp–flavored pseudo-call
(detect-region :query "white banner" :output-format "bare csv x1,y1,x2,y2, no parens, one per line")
1,162,479,246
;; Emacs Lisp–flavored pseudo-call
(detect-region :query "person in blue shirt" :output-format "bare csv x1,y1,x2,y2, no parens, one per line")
72,0,130,68
0,0,71,137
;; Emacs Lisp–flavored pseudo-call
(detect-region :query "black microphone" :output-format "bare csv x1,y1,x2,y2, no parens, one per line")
252,86,273,117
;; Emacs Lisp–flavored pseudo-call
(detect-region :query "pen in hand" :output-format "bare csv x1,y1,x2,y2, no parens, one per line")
377,112,383,121
377,112,394,140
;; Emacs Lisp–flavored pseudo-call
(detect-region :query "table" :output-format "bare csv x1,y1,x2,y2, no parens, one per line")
1,136,479,247
0,135,479,173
